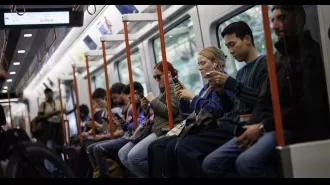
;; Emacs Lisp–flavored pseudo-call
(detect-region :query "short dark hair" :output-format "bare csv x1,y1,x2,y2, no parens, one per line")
92,88,106,100
271,5,306,28
123,81,144,95
44,88,53,94
110,83,126,95
79,104,89,116
221,21,255,47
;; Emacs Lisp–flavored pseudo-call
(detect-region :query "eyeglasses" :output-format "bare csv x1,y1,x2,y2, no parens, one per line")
153,74,162,80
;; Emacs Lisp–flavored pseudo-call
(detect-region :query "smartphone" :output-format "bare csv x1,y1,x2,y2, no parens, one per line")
173,78,182,88
134,90,144,99
113,113,124,121
235,125,247,137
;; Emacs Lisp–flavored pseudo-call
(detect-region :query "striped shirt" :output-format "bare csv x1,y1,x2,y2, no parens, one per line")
220,55,268,125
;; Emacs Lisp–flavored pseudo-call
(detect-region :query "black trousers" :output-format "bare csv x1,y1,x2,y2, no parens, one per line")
176,121,235,178
148,135,177,178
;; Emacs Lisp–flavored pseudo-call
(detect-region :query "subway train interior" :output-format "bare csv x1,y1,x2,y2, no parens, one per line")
0,5,329,178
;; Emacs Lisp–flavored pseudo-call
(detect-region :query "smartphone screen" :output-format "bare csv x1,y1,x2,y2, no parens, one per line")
134,90,144,99
206,72,214,79
235,125,247,137
173,78,182,88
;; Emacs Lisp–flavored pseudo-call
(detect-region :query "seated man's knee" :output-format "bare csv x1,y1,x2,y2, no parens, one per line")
235,152,255,177
93,144,104,155
202,151,228,177
86,144,94,154
202,154,215,176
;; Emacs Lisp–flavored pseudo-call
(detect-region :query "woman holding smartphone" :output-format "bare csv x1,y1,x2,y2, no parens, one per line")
118,61,181,178
148,46,234,178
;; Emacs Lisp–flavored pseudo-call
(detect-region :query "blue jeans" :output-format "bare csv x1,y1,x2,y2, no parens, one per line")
118,133,158,178
202,130,293,178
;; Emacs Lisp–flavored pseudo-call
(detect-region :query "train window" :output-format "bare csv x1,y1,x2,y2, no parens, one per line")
217,5,276,78
117,51,147,95
94,72,106,89
153,17,202,95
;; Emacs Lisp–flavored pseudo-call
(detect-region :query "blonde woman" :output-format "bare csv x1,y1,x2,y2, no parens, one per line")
148,46,234,178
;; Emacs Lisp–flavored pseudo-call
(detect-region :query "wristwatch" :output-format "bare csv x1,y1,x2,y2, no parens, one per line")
259,123,266,135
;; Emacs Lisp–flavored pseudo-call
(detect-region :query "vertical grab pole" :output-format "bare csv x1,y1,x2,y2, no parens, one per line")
58,79,67,145
21,112,26,132
7,92,12,125
123,22,138,129
72,65,83,144
156,5,174,129
261,5,284,146
101,42,115,139
65,120,71,144
85,56,96,139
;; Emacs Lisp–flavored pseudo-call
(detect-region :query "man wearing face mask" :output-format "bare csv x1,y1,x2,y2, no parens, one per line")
202,5,330,178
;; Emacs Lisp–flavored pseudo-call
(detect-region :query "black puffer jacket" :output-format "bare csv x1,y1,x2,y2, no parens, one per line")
248,30,330,143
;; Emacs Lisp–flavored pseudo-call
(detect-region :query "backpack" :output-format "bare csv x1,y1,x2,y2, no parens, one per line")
30,102,47,138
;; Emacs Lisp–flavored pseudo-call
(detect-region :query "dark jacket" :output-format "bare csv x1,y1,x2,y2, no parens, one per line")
179,83,233,120
248,30,330,143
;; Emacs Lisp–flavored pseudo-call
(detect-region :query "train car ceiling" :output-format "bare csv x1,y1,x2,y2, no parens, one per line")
23,5,191,97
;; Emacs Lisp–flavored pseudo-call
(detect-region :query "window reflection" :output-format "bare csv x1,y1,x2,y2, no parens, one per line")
153,18,202,95
217,5,277,78
117,51,147,95
94,72,106,89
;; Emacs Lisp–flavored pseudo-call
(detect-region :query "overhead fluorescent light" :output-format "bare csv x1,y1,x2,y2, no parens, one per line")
3,86,7,89
24,33,32,37
9,71,16,75
2,90,7,93
13,62,20,65
0,98,18,103
18,50,25,54
6,79,12,82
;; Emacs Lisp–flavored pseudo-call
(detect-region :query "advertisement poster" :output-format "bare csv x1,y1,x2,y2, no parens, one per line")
83,35,98,50
115,5,139,14
68,5,150,68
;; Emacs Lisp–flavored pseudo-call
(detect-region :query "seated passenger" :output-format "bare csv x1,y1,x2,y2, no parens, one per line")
118,61,181,178
202,5,330,178
171,21,268,178
88,82,147,178
86,84,127,169
147,46,234,178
